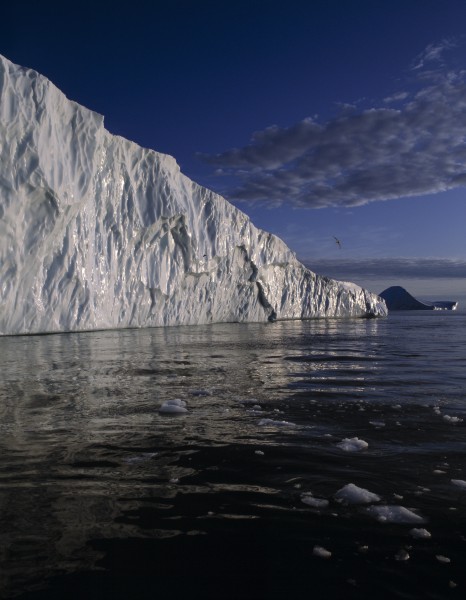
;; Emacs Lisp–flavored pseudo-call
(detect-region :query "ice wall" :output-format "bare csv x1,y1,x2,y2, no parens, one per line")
0,55,387,335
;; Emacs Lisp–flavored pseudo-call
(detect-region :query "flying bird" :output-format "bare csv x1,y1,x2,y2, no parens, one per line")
333,236,342,249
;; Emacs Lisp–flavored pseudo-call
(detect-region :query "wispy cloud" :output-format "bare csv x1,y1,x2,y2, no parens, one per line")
304,257,466,280
201,40,466,209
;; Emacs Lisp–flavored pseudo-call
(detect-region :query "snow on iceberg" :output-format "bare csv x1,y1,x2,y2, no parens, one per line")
0,54,387,335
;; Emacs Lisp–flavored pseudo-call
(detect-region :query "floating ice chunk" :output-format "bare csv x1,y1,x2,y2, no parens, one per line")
443,415,463,423
409,528,431,539
451,479,466,489
336,437,368,452
255,450,265,456
301,494,329,509
366,505,425,524
369,420,386,428
258,418,296,428
395,549,410,561
334,483,381,505
436,555,451,564
159,399,188,414
313,545,332,558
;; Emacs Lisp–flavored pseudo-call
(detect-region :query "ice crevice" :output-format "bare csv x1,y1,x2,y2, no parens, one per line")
0,54,387,335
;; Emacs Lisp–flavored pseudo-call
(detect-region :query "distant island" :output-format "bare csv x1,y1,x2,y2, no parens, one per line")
379,286,458,311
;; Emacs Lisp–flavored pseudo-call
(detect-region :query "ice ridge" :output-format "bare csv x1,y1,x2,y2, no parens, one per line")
0,54,387,335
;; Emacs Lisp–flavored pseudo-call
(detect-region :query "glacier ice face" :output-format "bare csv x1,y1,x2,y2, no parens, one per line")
0,55,387,335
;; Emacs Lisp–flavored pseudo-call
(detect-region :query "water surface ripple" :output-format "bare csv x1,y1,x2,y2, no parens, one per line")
1,313,465,599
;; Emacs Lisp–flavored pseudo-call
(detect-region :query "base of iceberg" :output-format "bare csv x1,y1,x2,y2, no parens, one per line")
379,287,458,311
0,54,387,335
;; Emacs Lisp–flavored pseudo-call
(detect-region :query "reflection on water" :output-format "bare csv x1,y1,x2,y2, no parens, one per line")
1,315,466,599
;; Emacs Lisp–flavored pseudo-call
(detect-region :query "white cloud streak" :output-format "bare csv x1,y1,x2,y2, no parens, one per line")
201,42,466,209
303,258,466,280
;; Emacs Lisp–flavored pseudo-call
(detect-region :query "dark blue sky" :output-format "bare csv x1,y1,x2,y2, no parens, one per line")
3,0,466,298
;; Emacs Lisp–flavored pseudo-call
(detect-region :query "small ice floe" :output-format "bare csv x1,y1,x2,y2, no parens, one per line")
169,477,180,484
122,452,158,464
255,450,265,456
366,505,425,524
395,549,410,561
433,469,446,474
433,406,441,415
451,479,466,490
336,437,368,452
313,545,332,559
258,418,296,428
393,494,403,500
334,483,381,505
436,555,451,564
301,493,329,509
159,399,188,414
369,420,386,428
409,528,431,539
443,415,463,423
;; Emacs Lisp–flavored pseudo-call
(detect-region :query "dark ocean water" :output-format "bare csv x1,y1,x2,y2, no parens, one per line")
1,312,465,599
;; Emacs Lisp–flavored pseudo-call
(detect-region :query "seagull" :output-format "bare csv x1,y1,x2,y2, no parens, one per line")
333,236,342,249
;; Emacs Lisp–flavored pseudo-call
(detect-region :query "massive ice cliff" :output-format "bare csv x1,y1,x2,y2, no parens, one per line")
0,55,387,335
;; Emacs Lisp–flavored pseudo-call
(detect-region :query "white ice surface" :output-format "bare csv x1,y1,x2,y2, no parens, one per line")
451,479,466,489
301,494,329,509
366,505,426,524
159,399,188,414
336,437,369,452
0,54,387,335
409,528,431,539
334,483,381,505
313,546,332,559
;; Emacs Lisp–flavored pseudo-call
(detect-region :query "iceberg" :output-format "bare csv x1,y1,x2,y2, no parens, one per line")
0,55,387,335
379,286,458,311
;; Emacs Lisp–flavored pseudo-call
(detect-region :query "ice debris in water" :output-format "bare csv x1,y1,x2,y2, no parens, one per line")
159,399,188,414
443,415,463,423
258,418,296,428
451,479,466,489
366,505,426,524
395,549,410,561
313,546,332,559
301,494,329,509
409,528,431,539
436,555,451,564
336,437,368,452
334,483,381,505
369,420,386,428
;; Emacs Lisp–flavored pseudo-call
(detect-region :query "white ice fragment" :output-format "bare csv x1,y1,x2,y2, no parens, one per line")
436,555,451,564
395,549,410,561
433,469,446,474
451,479,466,489
443,415,463,423
336,437,368,452
313,545,332,559
301,494,329,509
366,505,426,524
334,483,380,505
169,477,180,484
369,420,386,427
409,528,431,539
255,450,265,456
159,399,188,414
258,418,296,428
